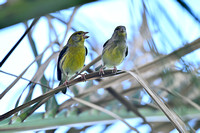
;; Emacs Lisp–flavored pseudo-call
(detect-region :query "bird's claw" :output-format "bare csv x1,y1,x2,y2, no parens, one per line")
99,67,105,77
63,80,69,86
62,80,69,94
79,73,87,82
112,66,117,74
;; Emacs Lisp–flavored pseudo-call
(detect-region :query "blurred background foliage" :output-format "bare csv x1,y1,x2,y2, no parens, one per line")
0,0,200,132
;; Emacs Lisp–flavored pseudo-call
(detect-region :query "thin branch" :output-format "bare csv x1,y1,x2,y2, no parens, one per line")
126,70,193,133
66,94,139,133
61,6,80,46
157,86,200,111
0,18,40,67
70,55,101,80
106,87,153,130
0,70,51,90
1,37,200,121
0,70,123,121
176,0,200,23
0,51,42,99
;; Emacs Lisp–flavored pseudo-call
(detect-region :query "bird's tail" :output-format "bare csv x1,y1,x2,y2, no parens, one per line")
57,80,67,94
59,81,63,86
62,88,67,94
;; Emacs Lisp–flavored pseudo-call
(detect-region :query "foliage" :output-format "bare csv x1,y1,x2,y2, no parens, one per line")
0,0,200,132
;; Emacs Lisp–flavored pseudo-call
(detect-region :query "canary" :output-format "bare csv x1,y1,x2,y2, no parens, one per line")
98,26,128,75
57,31,89,93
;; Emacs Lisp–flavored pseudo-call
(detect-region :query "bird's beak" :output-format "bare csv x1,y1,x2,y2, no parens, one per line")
120,27,126,33
83,32,89,39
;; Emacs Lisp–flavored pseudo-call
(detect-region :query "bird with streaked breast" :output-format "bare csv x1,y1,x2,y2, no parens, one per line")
57,31,89,93
97,26,128,75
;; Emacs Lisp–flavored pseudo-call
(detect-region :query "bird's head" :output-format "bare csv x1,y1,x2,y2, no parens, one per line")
112,26,127,40
68,31,89,44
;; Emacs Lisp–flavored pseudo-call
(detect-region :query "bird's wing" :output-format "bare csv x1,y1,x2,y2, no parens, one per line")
103,39,110,48
102,39,111,55
125,46,128,57
85,46,88,56
57,45,68,81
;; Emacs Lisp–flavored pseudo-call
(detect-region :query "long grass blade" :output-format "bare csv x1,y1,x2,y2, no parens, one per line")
158,86,200,111
66,94,139,133
126,70,192,133
0,53,42,99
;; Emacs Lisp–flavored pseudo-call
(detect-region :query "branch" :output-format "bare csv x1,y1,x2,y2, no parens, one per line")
1,37,200,121
0,0,97,29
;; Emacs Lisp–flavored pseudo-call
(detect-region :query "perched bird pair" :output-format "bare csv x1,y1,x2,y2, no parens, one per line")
57,26,128,93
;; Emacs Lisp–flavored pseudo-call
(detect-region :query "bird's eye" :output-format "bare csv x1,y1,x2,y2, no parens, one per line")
77,32,82,35
115,27,120,31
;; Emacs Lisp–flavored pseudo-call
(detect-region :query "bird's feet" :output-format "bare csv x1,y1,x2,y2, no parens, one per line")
112,66,117,74
78,73,87,82
99,67,105,77
63,80,69,86
62,80,69,94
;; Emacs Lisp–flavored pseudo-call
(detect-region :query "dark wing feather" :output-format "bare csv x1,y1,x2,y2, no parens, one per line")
103,39,109,48
125,46,128,57
57,45,68,81
85,46,88,56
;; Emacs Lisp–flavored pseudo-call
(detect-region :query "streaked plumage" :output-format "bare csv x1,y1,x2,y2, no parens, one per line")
57,31,89,93
100,26,128,75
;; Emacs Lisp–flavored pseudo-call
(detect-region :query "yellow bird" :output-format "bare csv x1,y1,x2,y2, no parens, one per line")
57,31,89,93
99,26,128,75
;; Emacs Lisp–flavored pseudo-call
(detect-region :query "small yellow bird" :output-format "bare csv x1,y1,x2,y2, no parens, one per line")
57,31,89,93
99,26,128,75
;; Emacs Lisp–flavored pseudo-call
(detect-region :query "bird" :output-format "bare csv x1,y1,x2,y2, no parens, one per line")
97,26,128,76
57,31,89,93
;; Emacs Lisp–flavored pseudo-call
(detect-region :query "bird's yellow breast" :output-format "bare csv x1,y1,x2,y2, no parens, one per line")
61,46,86,76
102,45,126,67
